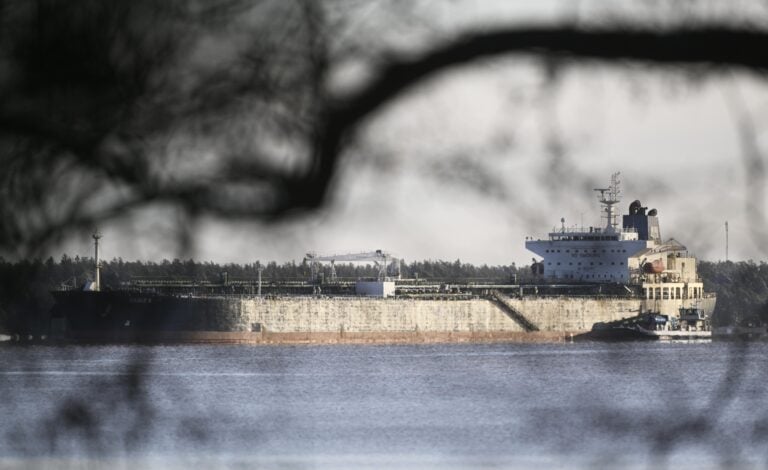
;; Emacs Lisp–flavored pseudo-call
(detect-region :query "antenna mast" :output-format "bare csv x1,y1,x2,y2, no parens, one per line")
92,229,102,292
594,172,621,233
725,221,729,262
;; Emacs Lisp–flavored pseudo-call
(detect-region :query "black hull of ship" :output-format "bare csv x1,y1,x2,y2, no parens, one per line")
575,327,659,342
575,326,712,342
50,290,249,342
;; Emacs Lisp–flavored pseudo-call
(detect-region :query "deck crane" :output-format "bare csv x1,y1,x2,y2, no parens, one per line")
304,250,401,283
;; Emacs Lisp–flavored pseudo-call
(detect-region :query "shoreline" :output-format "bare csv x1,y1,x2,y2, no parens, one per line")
9,330,579,346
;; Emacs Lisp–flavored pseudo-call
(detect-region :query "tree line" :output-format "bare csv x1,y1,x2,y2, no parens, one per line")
1,256,767,335
5,255,522,285
697,261,768,327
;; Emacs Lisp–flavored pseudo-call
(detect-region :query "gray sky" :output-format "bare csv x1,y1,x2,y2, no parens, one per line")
54,1,768,266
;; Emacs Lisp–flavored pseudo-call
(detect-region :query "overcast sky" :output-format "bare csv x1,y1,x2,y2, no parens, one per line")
54,1,768,266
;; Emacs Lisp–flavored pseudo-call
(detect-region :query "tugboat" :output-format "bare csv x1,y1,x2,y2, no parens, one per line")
584,304,711,341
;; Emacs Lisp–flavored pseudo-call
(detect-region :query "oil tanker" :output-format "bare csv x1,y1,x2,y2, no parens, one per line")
49,173,715,343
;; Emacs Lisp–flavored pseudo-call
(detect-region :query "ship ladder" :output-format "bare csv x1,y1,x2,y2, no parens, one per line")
487,290,539,332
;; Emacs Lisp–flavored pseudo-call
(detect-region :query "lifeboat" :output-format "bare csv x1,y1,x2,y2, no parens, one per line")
643,260,664,274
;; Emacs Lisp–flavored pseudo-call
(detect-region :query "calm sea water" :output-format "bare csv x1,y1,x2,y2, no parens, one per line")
1,341,767,469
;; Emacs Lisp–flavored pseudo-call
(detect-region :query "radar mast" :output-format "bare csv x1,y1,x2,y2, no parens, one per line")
92,229,102,292
594,172,621,233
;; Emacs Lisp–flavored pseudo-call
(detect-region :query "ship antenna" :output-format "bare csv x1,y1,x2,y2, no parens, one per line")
593,172,621,232
257,261,263,298
92,229,102,292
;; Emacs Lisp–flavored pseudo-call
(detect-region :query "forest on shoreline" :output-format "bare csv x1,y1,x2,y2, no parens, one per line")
1,256,767,335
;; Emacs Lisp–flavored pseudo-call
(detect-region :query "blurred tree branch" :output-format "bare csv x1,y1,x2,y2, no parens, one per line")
2,0,768,255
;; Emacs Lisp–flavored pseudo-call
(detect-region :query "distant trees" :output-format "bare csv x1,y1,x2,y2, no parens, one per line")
401,259,517,281
699,261,768,327
0,257,51,335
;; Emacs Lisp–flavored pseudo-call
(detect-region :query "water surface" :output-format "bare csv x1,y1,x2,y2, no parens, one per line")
1,341,766,469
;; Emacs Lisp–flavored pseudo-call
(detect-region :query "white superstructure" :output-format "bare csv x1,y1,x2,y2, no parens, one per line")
526,173,711,317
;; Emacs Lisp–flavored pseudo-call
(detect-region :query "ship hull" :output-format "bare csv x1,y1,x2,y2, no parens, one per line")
576,327,712,342
50,291,248,336
49,289,716,344
576,327,658,342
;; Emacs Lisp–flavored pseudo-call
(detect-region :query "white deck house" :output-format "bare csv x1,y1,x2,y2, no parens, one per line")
526,173,707,306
